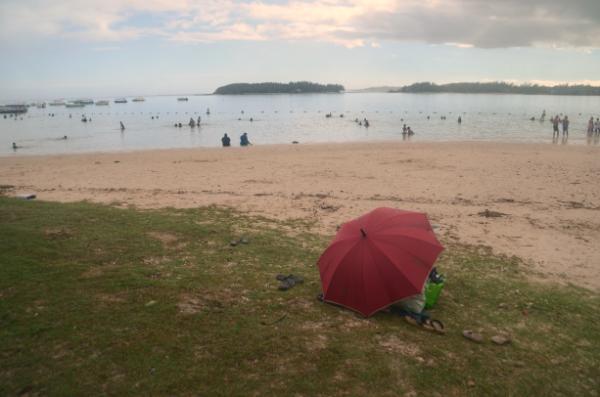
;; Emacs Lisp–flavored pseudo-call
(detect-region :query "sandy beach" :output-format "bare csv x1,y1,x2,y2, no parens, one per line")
1,141,599,290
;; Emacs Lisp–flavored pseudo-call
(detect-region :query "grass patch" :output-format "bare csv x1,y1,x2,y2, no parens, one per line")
0,197,598,396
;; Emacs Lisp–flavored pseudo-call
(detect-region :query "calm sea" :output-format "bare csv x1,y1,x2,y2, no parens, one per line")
1,93,599,156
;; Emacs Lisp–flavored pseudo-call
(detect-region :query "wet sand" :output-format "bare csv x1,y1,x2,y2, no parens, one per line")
1,141,599,290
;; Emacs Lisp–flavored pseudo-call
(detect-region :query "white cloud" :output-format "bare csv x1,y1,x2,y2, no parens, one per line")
0,0,598,48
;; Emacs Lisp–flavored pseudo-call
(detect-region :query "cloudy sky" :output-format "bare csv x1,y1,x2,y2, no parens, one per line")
1,0,599,100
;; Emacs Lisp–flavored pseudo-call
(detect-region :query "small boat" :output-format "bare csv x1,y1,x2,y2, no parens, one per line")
36,102,46,109
114,98,128,104
74,99,94,105
95,100,110,106
177,97,188,101
0,104,28,114
49,99,66,106
132,97,145,102
65,102,85,108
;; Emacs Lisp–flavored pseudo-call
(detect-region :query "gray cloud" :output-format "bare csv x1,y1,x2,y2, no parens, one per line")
352,0,600,48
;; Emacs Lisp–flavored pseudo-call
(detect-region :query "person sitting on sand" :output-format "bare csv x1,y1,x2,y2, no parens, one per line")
12,142,18,150
221,133,231,147
188,118,196,127
407,127,414,136
240,132,251,147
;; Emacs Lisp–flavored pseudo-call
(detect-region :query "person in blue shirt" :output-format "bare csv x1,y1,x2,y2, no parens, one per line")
240,132,251,146
221,133,231,147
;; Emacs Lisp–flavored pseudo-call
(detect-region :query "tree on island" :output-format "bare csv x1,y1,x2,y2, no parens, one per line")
214,81,345,95
391,82,600,96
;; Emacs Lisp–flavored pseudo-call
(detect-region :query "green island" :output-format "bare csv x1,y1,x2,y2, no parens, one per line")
214,81,345,95
392,82,600,95
0,196,598,396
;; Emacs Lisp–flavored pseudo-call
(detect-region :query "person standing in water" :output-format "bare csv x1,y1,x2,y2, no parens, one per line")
588,117,595,135
458,116,462,124
120,121,125,131
562,116,569,137
552,115,560,137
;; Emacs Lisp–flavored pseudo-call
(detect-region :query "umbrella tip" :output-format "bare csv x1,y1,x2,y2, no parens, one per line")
360,228,367,238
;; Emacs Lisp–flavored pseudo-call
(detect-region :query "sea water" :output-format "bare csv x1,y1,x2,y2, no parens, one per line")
1,93,599,156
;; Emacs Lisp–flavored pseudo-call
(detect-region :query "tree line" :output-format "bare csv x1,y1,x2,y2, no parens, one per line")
392,82,600,96
214,81,345,95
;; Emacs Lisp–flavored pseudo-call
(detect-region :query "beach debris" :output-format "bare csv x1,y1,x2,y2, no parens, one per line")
477,209,508,218
319,202,340,212
261,313,288,325
17,193,36,200
276,274,304,291
230,236,249,246
0,184,15,195
462,330,483,343
491,334,512,345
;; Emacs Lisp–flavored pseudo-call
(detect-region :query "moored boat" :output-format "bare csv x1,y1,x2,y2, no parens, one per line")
95,100,110,106
74,98,94,105
49,99,66,106
114,98,128,104
0,104,28,114
65,102,85,108
177,97,189,101
132,97,145,102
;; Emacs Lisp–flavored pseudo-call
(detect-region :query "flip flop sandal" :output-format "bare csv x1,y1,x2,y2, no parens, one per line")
423,319,445,334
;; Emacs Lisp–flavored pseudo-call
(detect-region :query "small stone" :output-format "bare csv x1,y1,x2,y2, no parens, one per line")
229,240,238,246
145,300,157,307
467,380,476,387
491,335,511,345
462,330,483,343
239,237,249,244
497,302,507,309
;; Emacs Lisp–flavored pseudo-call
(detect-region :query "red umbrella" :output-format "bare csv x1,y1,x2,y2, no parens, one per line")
317,207,444,317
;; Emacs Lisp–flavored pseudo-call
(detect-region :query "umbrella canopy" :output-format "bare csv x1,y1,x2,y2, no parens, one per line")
317,207,444,317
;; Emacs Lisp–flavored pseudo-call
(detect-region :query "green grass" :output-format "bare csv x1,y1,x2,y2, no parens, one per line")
0,197,598,396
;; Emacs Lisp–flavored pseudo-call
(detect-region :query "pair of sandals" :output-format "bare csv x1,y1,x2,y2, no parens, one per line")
402,315,445,334
390,306,445,334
